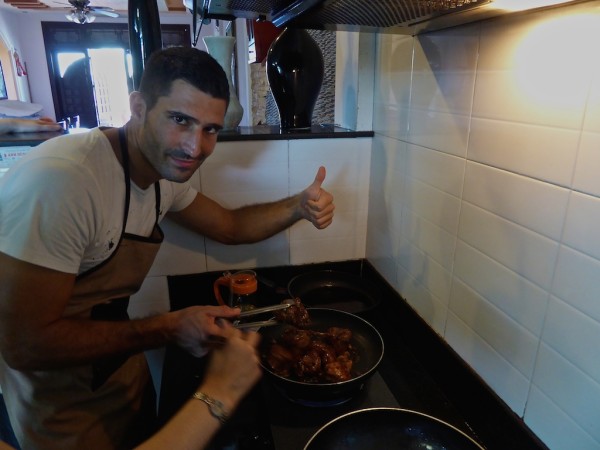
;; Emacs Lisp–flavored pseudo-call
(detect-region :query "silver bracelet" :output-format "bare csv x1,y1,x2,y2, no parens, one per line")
192,391,229,424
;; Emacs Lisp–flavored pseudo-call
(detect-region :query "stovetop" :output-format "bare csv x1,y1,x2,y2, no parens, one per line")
159,259,548,450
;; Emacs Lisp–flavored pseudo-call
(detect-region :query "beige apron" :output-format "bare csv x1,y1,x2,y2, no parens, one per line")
0,127,164,449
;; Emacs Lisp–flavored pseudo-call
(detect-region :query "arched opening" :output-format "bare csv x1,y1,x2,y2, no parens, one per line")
0,32,18,101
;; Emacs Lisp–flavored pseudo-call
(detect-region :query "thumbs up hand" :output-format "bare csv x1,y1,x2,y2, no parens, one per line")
300,166,335,229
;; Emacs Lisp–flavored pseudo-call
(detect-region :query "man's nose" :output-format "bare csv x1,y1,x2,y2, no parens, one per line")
182,132,203,159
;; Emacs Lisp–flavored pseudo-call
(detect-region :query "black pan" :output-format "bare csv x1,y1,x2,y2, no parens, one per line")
258,308,384,406
304,407,485,450
287,270,380,314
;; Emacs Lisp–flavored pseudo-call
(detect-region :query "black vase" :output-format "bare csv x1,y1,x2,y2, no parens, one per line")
266,28,324,130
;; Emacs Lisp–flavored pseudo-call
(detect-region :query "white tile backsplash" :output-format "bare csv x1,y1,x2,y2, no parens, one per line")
532,343,600,443
543,296,600,385
452,240,549,336
467,117,580,187
448,278,539,379
457,202,559,290
552,245,600,324
562,191,600,261
573,131,600,196
445,310,530,415
368,3,600,448
462,162,570,240
525,385,599,450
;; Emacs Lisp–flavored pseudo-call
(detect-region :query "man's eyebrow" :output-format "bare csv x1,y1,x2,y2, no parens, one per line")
166,110,198,123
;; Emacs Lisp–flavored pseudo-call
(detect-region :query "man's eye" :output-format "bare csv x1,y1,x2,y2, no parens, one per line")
205,126,220,135
172,115,188,125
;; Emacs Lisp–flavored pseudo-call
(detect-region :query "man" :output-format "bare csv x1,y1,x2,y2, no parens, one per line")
0,47,334,449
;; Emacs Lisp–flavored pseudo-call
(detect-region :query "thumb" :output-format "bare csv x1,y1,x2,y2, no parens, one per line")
311,166,326,190
307,166,326,201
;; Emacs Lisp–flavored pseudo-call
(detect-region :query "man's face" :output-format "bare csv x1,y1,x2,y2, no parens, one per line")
136,79,227,183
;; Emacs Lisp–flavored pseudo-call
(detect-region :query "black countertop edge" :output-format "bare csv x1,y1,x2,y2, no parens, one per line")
0,126,373,147
216,125,374,141
0,130,65,147
161,259,548,450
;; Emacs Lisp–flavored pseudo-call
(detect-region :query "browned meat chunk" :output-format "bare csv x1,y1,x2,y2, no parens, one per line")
264,325,358,383
274,298,311,327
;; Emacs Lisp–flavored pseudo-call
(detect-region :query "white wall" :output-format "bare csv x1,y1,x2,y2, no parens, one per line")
366,2,600,449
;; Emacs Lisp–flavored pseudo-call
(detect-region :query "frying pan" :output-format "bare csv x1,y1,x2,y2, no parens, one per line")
258,308,384,406
286,271,380,314
304,407,485,449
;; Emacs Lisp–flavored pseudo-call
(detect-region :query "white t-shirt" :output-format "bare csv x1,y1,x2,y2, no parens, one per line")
0,127,196,275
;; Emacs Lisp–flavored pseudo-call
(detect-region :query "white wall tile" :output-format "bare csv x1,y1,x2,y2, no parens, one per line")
525,386,599,450
149,219,207,277
468,118,580,187
583,53,600,133
412,26,479,115
290,236,362,265
449,279,539,378
396,264,448,335
562,191,600,261
128,276,171,397
457,202,559,290
373,34,413,140
445,311,530,415
401,210,457,270
397,238,453,304
463,162,569,240
406,109,471,157
405,144,465,197
543,297,600,385
453,240,549,336
552,245,600,324
532,344,600,443
473,8,598,129
403,177,462,236
573,131,600,196
205,233,290,271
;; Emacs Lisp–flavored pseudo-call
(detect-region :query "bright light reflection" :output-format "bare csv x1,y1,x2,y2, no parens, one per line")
494,0,578,12
512,12,600,110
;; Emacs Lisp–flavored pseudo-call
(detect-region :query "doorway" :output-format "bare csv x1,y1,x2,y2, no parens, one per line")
42,22,190,128
55,48,131,127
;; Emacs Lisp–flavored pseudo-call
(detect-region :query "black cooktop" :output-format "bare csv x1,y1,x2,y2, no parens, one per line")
159,259,548,450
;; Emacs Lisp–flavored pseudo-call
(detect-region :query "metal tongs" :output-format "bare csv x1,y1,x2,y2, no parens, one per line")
233,301,293,329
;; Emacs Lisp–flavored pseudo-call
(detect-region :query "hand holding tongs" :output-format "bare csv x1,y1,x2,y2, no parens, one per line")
233,301,293,329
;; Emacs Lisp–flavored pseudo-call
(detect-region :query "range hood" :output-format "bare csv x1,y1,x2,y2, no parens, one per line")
190,0,587,34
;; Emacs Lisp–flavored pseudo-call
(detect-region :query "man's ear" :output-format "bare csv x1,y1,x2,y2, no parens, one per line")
129,91,146,121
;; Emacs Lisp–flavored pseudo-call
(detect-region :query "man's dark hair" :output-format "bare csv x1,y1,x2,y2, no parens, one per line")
138,47,230,110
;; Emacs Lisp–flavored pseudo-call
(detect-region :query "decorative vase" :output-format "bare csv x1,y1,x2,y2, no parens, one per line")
266,28,324,130
203,36,244,130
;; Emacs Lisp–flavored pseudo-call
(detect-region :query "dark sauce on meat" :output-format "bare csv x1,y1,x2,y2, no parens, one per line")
264,326,359,383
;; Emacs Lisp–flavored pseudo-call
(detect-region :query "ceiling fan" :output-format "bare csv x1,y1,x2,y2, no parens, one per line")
61,0,120,24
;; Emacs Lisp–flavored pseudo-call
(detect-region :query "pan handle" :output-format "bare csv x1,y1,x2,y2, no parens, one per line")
256,275,288,295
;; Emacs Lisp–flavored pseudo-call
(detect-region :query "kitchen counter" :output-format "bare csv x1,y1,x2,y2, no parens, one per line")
217,125,373,141
0,130,65,147
0,126,373,148
159,260,548,450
